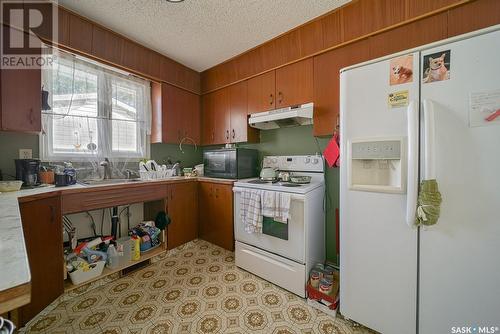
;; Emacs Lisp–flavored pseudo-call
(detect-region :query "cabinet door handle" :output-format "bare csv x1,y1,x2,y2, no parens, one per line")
211,132,214,141
29,108,34,124
171,189,173,201
226,130,229,140
269,94,274,105
232,129,235,139
215,187,219,199
278,92,283,104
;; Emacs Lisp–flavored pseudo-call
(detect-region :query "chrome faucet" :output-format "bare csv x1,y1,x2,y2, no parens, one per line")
100,158,112,179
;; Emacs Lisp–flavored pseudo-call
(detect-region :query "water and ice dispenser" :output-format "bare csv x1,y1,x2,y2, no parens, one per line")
349,138,406,193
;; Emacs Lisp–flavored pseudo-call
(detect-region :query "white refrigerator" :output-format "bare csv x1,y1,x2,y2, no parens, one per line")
340,26,500,334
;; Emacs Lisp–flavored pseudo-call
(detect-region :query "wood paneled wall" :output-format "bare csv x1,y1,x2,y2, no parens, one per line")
42,6,200,94
201,0,499,94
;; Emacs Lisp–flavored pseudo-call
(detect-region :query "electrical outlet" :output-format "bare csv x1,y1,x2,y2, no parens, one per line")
19,149,33,159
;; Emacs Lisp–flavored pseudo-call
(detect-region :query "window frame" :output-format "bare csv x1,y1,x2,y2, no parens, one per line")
40,51,151,162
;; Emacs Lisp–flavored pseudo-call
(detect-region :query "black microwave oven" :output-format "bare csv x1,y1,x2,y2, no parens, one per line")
203,148,259,179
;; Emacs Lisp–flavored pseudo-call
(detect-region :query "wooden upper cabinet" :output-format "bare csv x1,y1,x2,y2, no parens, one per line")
121,40,149,76
201,93,215,145
229,81,247,143
447,0,500,38
202,82,258,145
247,71,276,114
229,81,258,143
183,91,201,144
1,69,41,132
151,83,200,145
166,182,198,250
275,58,313,108
19,196,63,326
91,26,123,65
68,13,92,54
313,40,370,136
147,52,162,80
369,13,448,59
213,88,231,144
162,84,183,144
1,27,41,133
342,0,406,41
201,89,228,145
57,9,70,46
406,0,461,18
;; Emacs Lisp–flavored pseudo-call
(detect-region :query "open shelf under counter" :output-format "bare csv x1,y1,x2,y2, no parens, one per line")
64,242,166,292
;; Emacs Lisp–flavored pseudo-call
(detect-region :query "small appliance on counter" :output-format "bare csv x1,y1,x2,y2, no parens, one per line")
203,148,258,179
15,159,41,187
54,163,77,187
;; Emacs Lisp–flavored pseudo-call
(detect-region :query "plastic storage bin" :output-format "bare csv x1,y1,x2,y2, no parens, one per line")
68,261,105,285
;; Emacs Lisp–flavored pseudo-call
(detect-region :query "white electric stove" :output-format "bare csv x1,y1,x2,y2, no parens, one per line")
233,155,326,297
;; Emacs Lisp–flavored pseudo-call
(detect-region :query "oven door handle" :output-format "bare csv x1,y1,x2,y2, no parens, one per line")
233,187,305,202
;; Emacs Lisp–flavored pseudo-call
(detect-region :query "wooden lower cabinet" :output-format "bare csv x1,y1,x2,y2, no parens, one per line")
198,182,234,251
18,196,63,327
166,182,199,250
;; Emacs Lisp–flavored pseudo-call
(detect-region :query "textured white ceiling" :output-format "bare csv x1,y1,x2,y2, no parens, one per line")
58,0,350,72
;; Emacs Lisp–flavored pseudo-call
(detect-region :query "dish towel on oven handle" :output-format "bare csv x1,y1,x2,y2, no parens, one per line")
262,191,291,224
241,189,263,233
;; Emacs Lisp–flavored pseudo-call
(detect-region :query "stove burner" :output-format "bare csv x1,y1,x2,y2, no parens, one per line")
248,179,271,184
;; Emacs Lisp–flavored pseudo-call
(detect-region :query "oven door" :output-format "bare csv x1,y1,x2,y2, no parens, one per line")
233,187,305,263
203,150,236,178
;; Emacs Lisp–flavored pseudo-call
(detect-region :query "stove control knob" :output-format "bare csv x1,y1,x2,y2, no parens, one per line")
271,158,278,164
304,157,311,164
312,157,320,165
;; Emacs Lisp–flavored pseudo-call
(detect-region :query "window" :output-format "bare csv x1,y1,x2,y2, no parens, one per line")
41,51,151,161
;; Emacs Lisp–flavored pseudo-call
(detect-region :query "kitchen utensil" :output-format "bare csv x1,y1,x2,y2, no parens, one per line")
0,181,23,192
260,167,278,181
278,171,291,182
290,175,312,184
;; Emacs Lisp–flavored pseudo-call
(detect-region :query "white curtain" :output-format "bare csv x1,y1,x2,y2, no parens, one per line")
40,49,151,173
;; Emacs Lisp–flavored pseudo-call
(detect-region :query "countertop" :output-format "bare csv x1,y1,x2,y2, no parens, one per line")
0,176,235,294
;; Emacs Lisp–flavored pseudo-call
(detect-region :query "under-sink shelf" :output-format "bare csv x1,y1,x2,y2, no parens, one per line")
64,243,166,292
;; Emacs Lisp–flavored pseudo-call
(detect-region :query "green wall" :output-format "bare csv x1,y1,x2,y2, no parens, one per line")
0,132,40,178
239,125,339,264
150,142,203,168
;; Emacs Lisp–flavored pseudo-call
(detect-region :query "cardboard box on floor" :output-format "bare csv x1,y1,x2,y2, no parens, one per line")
306,271,339,317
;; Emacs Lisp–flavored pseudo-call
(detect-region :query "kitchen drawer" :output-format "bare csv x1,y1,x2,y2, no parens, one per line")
235,241,306,297
62,184,169,214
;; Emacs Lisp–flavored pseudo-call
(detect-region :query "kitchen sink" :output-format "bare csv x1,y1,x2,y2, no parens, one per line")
78,178,142,186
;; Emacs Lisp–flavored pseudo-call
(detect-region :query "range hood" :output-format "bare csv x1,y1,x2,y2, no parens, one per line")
248,102,313,130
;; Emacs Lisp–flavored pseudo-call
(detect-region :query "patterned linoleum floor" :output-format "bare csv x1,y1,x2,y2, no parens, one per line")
21,240,373,334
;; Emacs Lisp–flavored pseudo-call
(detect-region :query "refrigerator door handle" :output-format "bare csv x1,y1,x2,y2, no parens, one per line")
406,100,419,227
423,99,436,180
